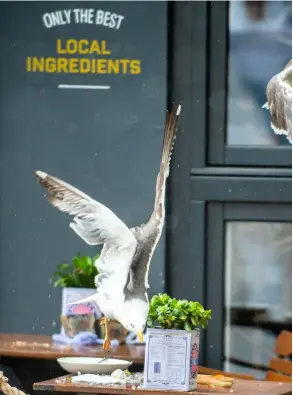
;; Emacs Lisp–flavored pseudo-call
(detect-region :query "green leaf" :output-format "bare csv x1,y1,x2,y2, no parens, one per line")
184,321,192,331
191,316,198,327
53,278,66,288
73,256,87,270
57,263,70,271
147,319,153,327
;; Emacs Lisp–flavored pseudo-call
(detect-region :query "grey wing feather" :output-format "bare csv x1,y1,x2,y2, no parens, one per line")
127,224,160,292
35,171,137,296
126,105,181,293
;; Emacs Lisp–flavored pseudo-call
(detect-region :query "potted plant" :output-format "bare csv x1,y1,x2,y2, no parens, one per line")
50,253,99,289
143,293,212,391
50,253,102,336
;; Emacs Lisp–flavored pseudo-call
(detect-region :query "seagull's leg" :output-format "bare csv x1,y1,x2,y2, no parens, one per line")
100,317,111,352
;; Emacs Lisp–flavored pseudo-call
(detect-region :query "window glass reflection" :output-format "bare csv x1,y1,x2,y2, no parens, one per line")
228,1,292,146
225,222,292,378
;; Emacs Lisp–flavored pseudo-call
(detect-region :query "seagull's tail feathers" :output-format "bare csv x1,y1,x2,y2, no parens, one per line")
160,104,181,178
152,104,181,218
67,293,99,306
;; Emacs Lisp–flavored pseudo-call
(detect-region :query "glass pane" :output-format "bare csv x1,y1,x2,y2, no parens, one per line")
228,1,292,146
225,222,292,379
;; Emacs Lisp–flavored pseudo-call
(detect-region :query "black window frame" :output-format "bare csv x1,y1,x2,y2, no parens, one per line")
205,202,292,369
167,0,292,370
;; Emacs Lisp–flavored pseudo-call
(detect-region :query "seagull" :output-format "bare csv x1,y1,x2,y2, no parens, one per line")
35,105,181,351
263,59,292,143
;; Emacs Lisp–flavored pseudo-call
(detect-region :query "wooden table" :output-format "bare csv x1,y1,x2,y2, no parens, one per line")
0,333,145,362
0,334,144,393
34,375,292,395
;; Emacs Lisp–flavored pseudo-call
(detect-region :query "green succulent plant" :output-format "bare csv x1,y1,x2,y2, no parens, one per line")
50,253,99,288
147,293,212,331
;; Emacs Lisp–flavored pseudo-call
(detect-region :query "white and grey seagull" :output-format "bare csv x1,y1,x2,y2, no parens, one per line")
35,105,181,351
263,59,292,143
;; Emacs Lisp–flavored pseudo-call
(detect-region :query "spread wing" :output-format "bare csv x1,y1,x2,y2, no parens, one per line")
264,60,292,143
126,104,182,292
35,171,137,296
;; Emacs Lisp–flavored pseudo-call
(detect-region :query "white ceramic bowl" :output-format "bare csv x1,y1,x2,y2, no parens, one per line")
57,357,132,374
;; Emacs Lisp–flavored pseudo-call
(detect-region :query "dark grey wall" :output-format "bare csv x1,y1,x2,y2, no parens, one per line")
0,1,167,334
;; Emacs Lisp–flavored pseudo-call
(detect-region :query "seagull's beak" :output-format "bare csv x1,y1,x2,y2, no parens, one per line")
137,330,144,342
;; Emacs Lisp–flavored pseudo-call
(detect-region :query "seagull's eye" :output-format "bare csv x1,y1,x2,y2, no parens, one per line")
130,324,134,329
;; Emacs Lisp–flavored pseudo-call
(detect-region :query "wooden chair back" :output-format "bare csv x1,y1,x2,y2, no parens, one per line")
199,331,292,382
266,330,292,382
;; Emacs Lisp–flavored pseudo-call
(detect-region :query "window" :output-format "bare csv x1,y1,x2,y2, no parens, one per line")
225,221,292,378
228,1,292,146
168,1,292,371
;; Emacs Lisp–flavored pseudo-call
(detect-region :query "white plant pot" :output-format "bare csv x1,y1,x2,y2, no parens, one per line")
61,287,101,334
143,327,200,391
